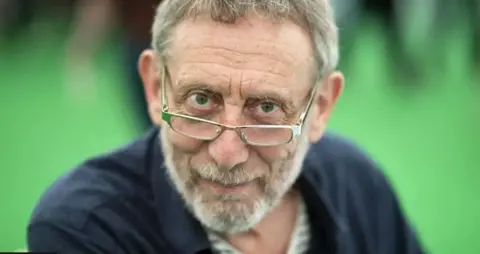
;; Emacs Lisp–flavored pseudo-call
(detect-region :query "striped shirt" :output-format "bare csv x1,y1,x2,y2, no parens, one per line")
207,196,311,254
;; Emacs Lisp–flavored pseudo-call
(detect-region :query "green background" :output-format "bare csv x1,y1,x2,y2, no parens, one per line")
0,16,479,253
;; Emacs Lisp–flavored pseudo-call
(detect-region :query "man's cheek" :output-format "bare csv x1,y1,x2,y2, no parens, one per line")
168,128,203,153
256,140,297,162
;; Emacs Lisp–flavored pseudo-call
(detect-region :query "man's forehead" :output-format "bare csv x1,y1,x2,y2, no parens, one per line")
164,14,317,106
169,14,315,67
169,58,311,100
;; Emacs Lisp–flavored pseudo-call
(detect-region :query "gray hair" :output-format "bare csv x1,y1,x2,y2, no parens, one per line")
151,0,339,79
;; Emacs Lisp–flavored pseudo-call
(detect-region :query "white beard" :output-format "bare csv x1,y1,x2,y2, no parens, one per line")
159,127,310,233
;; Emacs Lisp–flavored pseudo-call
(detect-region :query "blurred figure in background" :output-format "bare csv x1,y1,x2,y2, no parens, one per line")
66,0,159,132
0,0,36,40
333,0,480,87
332,0,420,84
473,0,480,70
0,0,75,41
418,0,480,74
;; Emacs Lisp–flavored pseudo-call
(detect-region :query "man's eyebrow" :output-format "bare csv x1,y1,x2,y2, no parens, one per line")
173,82,226,96
242,90,296,110
173,80,298,112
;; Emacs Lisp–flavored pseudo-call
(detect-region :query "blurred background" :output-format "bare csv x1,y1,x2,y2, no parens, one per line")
0,0,478,253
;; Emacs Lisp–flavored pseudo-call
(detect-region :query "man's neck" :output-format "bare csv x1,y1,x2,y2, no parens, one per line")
225,189,301,254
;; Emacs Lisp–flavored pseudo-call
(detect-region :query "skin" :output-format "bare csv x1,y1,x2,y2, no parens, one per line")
139,13,343,254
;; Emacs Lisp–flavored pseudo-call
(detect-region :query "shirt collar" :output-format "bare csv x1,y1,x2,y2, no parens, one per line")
206,194,311,254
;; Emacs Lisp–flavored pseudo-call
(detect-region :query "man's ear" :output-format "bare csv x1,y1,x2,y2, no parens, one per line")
138,49,163,126
307,71,344,143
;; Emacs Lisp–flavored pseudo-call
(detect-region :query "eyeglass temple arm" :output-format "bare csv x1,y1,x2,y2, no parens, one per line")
297,87,317,125
161,67,169,112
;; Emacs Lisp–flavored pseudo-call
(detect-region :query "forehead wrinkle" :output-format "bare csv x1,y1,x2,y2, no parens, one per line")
177,52,297,78
174,61,297,96
228,75,233,96
189,44,298,66
174,19,301,63
172,30,306,69
174,64,230,88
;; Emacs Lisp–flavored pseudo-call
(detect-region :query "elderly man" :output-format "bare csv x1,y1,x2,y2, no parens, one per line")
27,0,425,253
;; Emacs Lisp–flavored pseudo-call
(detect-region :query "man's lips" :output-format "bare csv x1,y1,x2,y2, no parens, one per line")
202,179,253,194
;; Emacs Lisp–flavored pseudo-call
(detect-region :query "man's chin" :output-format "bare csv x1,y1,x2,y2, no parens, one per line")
190,198,269,233
194,210,258,234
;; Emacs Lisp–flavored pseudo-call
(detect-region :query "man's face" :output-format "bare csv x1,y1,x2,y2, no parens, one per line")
158,14,323,233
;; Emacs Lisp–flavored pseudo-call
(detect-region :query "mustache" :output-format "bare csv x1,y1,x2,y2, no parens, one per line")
193,164,259,186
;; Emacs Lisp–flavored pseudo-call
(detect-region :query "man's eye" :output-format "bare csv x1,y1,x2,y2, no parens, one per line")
257,102,279,114
188,93,212,108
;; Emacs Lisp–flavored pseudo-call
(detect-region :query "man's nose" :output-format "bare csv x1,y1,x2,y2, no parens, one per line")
208,129,249,170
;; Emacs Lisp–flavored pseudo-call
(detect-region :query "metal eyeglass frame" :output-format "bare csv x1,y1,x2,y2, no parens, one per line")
160,66,317,147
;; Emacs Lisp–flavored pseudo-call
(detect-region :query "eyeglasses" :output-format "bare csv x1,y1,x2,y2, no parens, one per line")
160,67,317,147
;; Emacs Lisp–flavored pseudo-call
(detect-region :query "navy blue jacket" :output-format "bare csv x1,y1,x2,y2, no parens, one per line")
28,129,425,253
